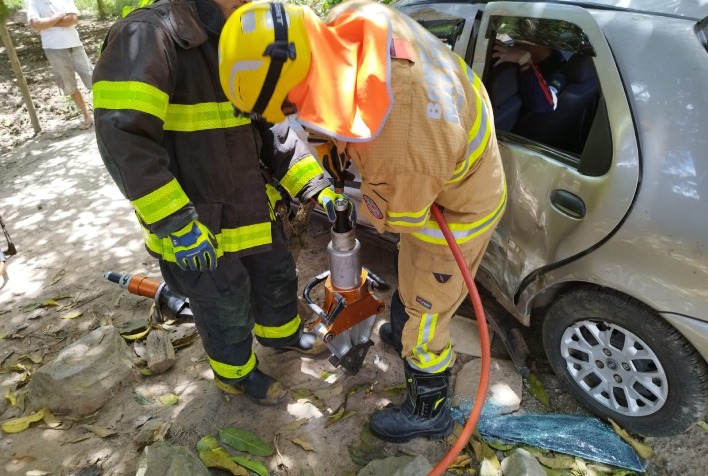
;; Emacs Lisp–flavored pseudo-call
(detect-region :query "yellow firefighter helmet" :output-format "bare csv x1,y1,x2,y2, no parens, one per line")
219,2,312,124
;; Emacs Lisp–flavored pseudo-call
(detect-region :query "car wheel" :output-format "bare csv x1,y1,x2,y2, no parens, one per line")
542,287,708,436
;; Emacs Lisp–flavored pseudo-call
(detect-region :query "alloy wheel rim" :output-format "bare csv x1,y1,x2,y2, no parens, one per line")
559,319,668,417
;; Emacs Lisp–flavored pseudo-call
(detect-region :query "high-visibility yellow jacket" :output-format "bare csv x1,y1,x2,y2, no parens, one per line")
93,0,328,263
292,0,506,257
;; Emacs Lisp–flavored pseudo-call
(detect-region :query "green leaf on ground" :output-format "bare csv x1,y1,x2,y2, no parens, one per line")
196,435,220,452
220,427,274,457
525,373,551,408
199,448,248,475
231,455,269,476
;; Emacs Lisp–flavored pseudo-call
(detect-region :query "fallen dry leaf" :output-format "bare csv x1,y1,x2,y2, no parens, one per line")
289,436,316,452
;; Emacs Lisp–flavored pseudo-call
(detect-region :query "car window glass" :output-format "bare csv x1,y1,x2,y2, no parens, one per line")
483,15,611,174
697,16,708,53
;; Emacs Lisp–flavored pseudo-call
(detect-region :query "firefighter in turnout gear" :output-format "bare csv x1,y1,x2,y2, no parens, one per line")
93,0,348,405
219,0,506,439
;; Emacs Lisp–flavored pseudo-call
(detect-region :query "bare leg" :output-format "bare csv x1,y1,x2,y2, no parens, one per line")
70,90,92,125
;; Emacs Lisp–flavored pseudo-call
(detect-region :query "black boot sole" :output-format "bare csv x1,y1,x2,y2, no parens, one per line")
370,418,455,443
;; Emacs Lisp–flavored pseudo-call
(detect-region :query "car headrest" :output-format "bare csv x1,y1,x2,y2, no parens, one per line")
565,55,595,83
489,62,519,105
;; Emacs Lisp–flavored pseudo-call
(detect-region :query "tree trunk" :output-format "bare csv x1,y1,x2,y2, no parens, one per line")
0,20,42,134
95,0,107,20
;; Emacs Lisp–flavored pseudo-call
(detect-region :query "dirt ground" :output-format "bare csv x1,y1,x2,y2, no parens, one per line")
1,10,707,476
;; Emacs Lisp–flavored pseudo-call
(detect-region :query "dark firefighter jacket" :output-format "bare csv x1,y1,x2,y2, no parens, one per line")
93,0,328,264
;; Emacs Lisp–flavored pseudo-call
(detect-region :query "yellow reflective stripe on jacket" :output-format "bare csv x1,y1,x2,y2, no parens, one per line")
164,102,251,131
131,178,190,225
448,58,491,184
94,80,168,120
280,155,323,197
409,312,453,373
94,81,250,131
254,315,301,339
386,205,431,228
143,222,272,260
209,351,256,380
412,184,507,245
265,183,283,220
220,223,272,252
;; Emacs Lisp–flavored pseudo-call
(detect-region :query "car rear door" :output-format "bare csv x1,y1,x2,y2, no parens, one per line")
472,2,640,318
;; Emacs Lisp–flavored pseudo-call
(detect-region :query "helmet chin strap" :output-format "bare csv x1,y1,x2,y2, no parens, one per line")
250,3,296,120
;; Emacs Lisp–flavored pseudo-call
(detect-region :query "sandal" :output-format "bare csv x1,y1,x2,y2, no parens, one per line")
78,117,94,130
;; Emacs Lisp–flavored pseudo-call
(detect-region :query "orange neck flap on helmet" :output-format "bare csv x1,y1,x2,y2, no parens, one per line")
287,8,393,143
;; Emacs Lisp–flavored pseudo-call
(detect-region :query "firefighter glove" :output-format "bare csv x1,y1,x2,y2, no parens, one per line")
315,142,353,191
169,220,218,271
317,188,357,225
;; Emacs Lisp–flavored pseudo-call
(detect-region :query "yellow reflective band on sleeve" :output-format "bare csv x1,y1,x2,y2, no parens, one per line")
449,57,491,184
143,222,272,261
412,184,507,245
409,313,452,373
131,178,190,225
93,80,169,120
280,155,324,197
386,205,431,228
94,82,249,131
254,315,302,339
164,102,251,132
209,351,257,380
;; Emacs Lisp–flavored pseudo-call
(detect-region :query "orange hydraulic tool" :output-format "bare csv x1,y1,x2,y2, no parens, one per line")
303,198,390,373
104,271,192,322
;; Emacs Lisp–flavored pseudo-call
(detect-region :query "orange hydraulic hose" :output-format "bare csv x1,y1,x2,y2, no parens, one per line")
428,203,492,476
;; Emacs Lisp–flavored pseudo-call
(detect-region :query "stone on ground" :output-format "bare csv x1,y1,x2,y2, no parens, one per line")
135,440,210,476
27,326,135,415
450,314,494,357
146,329,176,374
501,448,547,476
358,455,433,476
452,358,522,414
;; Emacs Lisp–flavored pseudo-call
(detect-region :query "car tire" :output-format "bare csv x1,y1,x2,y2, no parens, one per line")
542,287,708,436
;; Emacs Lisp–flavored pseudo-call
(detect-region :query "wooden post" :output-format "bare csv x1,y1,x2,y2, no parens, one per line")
0,19,42,134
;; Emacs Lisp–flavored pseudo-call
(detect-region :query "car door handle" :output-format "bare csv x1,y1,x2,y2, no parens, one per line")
550,189,586,219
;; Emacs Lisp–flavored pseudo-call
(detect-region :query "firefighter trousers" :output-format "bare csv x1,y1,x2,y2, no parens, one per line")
396,229,493,373
159,223,302,383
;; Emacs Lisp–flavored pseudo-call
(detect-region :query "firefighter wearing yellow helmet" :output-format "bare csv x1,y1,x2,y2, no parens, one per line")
92,0,342,407
220,0,507,442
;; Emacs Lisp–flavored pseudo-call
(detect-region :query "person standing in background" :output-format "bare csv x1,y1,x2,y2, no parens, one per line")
26,0,94,129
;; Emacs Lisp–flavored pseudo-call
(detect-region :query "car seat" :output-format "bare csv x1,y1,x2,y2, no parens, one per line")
511,54,600,154
487,62,522,132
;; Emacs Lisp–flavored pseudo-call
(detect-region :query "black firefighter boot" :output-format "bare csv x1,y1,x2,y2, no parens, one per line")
214,367,288,406
369,360,454,442
378,290,408,356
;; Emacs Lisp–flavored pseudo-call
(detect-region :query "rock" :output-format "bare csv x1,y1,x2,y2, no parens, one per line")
453,358,522,414
146,329,176,374
133,419,171,450
450,314,494,357
27,326,135,416
501,448,546,476
358,455,433,476
135,441,210,476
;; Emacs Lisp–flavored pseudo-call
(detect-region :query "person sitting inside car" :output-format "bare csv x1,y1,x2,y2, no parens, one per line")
493,39,568,114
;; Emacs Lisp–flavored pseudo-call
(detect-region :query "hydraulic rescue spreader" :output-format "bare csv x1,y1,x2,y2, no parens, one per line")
105,197,389,374
302,198,390,373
